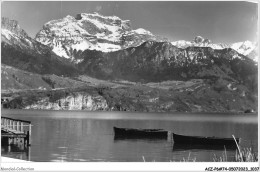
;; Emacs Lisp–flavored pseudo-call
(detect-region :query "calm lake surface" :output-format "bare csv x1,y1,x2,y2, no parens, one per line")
1,109,258,162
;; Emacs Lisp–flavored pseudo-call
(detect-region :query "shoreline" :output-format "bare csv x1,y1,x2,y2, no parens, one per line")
1,156,30,162
1,108,258,115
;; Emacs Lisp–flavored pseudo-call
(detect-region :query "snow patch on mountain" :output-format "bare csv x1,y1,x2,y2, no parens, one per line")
1,21,38,51
231,41,256,56
134,28,153,35
95,43,121,52
171,36,229,49
1,29,14,40
35,12,162,62
71,41,92,51
52,43,70,59
171,40,192,48
171,36,257,61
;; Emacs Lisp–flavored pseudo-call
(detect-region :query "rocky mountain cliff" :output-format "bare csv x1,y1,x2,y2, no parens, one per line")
1,17,79,76
35,12,166,63
2,17,49,54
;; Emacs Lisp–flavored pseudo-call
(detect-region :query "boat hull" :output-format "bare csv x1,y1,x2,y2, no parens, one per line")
173,133,240,147
113,127,168,139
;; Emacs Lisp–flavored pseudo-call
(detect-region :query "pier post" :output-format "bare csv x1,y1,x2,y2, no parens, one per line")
26,129,31,146
29,124,32,145
8,137,12,146
21,138,25,150
28,146,31,161
25,146,31,161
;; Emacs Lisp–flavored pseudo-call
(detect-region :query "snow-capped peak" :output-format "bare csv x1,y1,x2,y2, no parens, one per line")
171,36,227,49
171,36,258,62
133,28,153,35
35,12,161,63
81,12,121,21
230,41,256,56
193,36,205,44
1,17,36,50
172,37,256,52
171,40,192,48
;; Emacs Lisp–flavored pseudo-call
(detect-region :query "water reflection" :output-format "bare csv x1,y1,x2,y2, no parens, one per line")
2,145,31,161
1,110,258,162
172,143,237,151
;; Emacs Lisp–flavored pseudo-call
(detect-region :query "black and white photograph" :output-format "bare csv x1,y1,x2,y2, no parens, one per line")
1,0,258,171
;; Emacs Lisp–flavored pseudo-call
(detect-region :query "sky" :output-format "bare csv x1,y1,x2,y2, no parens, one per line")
1,1,258,44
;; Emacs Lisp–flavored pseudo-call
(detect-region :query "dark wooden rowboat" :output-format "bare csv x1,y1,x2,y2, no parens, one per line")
113,127,168,139
172,133,240,147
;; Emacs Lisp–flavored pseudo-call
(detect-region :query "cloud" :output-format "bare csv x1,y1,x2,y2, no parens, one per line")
95,5,102,12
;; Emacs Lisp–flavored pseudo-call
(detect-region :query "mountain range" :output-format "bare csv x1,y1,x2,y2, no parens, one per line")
1,13,258,112
35,13,167,63
171,36,258,62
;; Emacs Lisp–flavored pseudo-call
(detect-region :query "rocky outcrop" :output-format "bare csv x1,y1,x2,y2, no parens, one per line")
24,92,108,110
2,78,257,113
2,17,28,38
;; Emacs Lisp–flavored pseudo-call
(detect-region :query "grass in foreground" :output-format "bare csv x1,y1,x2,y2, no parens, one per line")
142,148,258,162
213,147,258,162
143,136,258,162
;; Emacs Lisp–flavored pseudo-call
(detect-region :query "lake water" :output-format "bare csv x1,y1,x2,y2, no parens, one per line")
1,109,258,162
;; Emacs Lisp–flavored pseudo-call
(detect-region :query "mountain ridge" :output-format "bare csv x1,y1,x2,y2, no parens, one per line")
34,13,258,62
35,12,166,63
1,17,80,76
171,36,258,61
1,16,258,83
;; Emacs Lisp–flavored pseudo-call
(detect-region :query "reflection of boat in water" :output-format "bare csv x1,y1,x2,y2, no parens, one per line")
114,136,167,142
113,127,168,139
172,143,237,151
172,133,240,147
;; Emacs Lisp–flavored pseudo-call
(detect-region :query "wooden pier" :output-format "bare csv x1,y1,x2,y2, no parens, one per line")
1,116,32,147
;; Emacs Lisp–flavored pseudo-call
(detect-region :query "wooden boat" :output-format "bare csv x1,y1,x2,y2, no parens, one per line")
172,133,240,147
113,127,168,139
